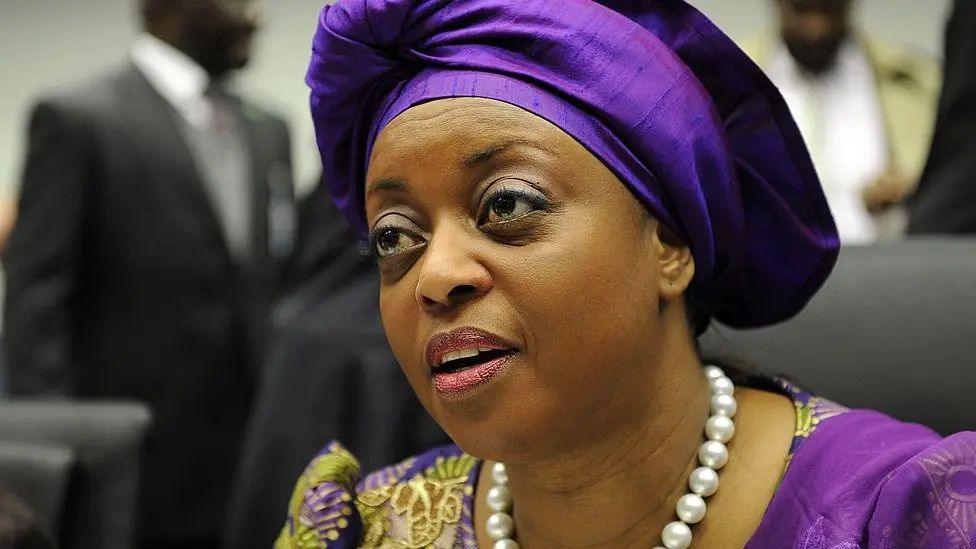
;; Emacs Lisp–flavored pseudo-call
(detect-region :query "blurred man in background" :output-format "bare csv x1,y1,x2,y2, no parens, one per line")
909,0,976,234
745,0,939,244
3,0,294,547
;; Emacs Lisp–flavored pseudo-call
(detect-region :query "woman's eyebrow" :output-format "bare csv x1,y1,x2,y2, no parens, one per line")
463,138,557,167
366,177,407,197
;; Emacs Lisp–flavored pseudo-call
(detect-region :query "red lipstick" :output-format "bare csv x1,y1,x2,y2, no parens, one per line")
425,327,517,396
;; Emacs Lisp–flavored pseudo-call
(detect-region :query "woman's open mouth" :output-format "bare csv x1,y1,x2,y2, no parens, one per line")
426,328,518,396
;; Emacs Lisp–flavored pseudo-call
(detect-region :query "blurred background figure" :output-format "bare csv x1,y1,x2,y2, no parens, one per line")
0,485,55,549
745,0,939,244
222,181,448,549
0,198,19,398
2,0,294,547
909,0,976,235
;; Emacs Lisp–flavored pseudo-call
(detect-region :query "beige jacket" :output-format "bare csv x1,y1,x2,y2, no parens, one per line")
743,33,941,185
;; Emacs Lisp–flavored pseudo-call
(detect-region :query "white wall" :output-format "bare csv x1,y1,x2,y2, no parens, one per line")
0,0,952,198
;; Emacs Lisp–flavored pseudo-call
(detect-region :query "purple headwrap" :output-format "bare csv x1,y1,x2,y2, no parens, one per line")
306,0,839,328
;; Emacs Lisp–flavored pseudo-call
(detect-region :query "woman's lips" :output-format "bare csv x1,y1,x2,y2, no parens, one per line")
432,353,513,395
425,327,517,396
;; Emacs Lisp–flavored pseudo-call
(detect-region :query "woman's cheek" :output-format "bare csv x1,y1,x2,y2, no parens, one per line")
380,287,421,376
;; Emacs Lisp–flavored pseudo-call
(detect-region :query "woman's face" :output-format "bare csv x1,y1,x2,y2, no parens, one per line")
365,98,690,462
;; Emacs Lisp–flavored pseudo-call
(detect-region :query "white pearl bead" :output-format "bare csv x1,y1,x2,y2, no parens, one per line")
676,493,707,524
491,462,509,485
486,512,515,540
688,466,720,497
710,393,738,418
661,521,693,549
698,440,729,470
485,369,736,549
486,485,512,512
705,415,735,443
703,365,724,380
710,375,735,396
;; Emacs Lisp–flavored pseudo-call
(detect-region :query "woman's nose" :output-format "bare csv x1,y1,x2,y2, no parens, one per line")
415,227,492,313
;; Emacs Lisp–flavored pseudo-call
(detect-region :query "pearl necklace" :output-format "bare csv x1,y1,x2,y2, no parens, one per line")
484,365,736,549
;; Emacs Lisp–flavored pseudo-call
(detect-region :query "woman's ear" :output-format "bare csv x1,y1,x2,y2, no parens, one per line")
653,221,695,301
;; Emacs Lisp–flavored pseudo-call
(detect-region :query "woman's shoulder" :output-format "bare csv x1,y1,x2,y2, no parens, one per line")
750,395,976,548
870,430,976,546
274,441,481,549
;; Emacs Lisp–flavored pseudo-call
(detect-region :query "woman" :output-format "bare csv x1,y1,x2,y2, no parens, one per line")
277,0,976,547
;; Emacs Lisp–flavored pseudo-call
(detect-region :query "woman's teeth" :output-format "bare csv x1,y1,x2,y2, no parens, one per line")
440,347,493,366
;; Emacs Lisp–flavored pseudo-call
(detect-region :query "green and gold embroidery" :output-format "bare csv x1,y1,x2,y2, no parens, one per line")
356,454,477,549
794,396,846,440
276,442,362,549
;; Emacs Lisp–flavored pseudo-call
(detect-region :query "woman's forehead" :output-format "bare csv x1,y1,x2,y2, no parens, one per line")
372,98,568,157
386,97,544,126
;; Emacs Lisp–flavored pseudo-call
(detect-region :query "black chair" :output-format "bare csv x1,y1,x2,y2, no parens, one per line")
701,238,976,435
0,401,152,549
0,441,74,536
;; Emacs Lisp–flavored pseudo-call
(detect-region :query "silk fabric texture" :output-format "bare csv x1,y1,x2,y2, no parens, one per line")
306,0,839,328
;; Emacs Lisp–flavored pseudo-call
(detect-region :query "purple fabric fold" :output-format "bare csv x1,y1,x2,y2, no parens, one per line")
748,410,976,548
306,0,840,327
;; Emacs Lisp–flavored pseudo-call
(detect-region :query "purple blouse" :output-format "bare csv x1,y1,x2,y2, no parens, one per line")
274,380,976,547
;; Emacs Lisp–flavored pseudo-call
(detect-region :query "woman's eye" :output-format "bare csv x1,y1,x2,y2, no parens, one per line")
484,190,543,224
373,226,423,259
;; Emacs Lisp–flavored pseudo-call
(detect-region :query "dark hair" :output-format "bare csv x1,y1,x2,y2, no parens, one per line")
684,285,713,338
140,0,184,27
140,0,166,21
687,288,791,397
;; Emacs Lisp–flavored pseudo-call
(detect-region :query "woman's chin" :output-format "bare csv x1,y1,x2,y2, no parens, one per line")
402,358,531,462
443,425,536,464
427,365,556,462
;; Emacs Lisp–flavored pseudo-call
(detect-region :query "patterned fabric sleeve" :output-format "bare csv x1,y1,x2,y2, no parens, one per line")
275,441,364,549
869,431,976,548
274,441,481,548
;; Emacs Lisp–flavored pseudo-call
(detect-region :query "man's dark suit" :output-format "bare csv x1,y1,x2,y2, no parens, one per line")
3,63,293,546
908,0,976,234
